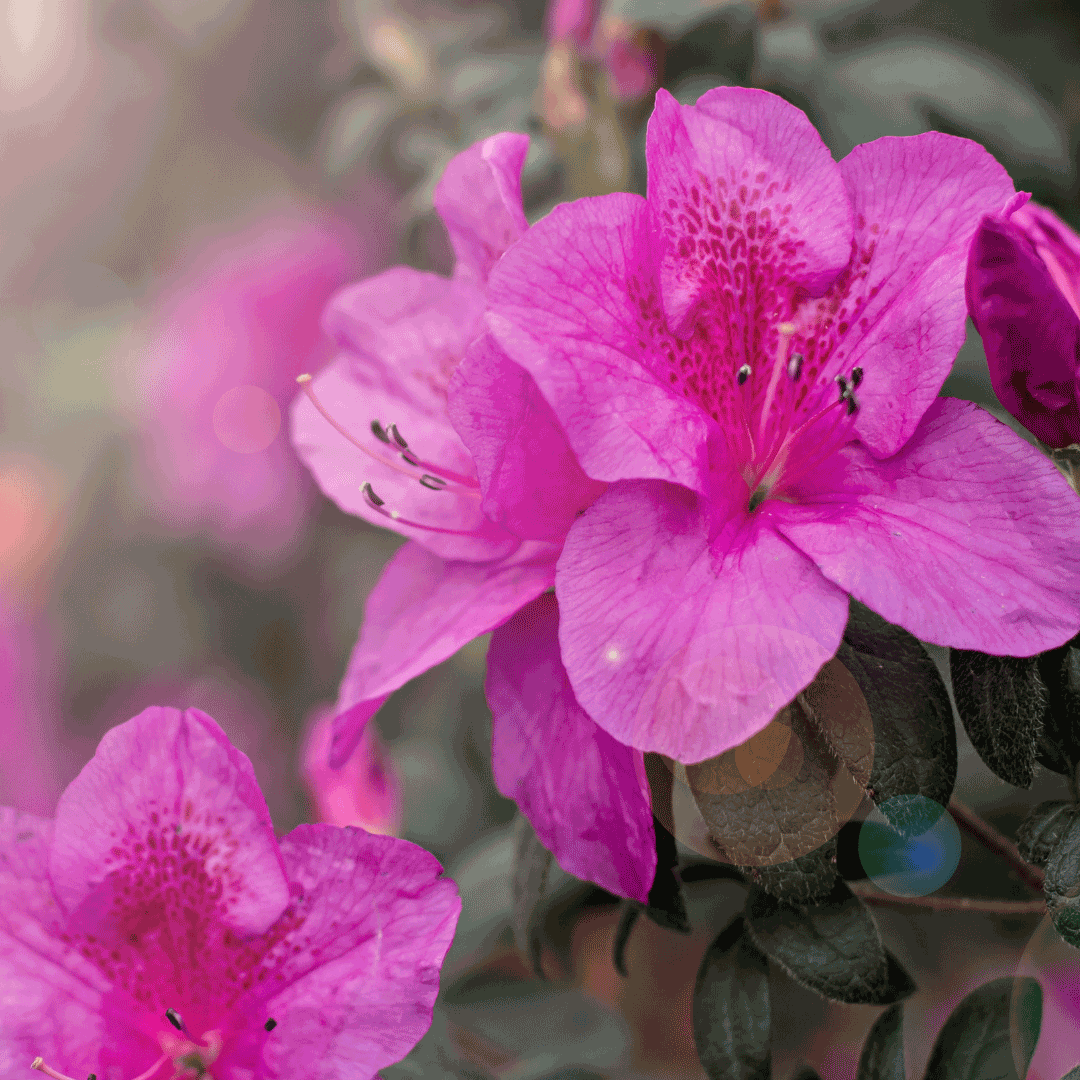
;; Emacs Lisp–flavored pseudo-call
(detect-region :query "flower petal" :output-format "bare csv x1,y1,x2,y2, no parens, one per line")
291,355,519,561
487,593,656,902
967,213,1080,448
646,86,852,334
0,809,116,1079
556,481,849,763
818,132,1016,457
433,133,530,285
321,267,485,420
773,397,1080,655
333,541,559,763
49,707,290,935
486,193,711,490
447,332,606,542
260,824,460,1080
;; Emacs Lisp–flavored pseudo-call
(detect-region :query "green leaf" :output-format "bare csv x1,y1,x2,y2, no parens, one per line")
1059,1066,1080,1080
738,842,839,907
792,1068,824,1080
840,603,956,824
923,977,1042,1080
612,900,641,977
512,814,553,977
1017,801,1078,869
1044,811,1080,949
949,650,1046,788
855,1002,905,1080
692,917,771,1080
1035,633,1080,775
744,880,914,1005
643,815,691,933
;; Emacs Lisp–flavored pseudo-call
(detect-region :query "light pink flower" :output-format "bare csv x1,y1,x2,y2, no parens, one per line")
0,706,459,1080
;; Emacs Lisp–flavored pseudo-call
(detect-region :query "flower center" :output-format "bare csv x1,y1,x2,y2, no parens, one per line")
296,373,489,537
731,321,863,511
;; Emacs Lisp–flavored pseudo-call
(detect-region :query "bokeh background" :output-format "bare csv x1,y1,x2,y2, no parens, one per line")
1,0,1079,1077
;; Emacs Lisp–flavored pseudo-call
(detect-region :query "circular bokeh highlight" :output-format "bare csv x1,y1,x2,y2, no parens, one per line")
857,795,961,897
212,385,281,453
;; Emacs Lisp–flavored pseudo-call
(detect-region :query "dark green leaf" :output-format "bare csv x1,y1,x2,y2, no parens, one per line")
680,862,748,885
855,1003,905,1080
744,880,913,1005
738,842,839,907
923,977,1042,1080
1059,1067,1080,1080
1017,801,1078,869
643,815,691,933
1044,811,1080,949
512,815,553,977
840,603,956,824
792,1068,824,1080
1036,633,1080,775
613,901,641,977
693,917,771,1080
949,650,1046,788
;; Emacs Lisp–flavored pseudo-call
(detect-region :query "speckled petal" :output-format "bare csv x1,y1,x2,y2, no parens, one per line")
49,707,289,935
487,594,656,902
259,824,460,1080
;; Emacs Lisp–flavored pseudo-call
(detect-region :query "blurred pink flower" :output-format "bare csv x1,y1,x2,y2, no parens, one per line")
129,199,390,563
301,703,401,836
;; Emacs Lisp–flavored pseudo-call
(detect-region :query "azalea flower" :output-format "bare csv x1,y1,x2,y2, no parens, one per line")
485,86,1080,765
0,705,460,1080
290,134,654,901
301,703,402,836
967,197,1080,448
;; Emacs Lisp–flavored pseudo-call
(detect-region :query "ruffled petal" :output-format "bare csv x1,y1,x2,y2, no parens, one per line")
49,707,289,935
260,825,460,1080
967,213,1080,448
819,132,1016,457
646,86,852,333
774,397,1080,655
433,133,530,285
333,541,559,765
556,481,849,763
291,356,519,561
447,333,606,542
487,193,711,491
487,594,656,902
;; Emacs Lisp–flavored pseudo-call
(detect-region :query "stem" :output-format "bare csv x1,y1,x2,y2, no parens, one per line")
851,886,1045,915
947,798,1045,893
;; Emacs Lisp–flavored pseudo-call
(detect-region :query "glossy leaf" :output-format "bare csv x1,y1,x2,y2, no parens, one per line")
855,1002,905,1080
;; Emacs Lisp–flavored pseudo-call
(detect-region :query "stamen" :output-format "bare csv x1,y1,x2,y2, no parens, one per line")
737,364,752,386
419,474,447,491
787,352,803,380
165,1009,184,1032
756,321,798,450
850,367,863,388
31,1058,80,1080
834,373,849,400
295,375,479,493
361,483,482,536
264,1019,278,1032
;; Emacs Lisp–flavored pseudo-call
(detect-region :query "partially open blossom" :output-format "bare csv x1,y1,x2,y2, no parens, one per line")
129,202,384,563
301,703,402,835
0,706,459,1080
967,197,1080,448
290,135,653,901
486,86,1080,765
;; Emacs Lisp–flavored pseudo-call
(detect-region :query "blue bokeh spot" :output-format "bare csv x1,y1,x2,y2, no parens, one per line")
857,795,961,897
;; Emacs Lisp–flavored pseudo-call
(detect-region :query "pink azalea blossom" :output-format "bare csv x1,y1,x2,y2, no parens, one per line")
290,135,653,901
129,202,386,564
485,86,1080,765
967,197,1080,448
301,703,402,836
0,706,459,1080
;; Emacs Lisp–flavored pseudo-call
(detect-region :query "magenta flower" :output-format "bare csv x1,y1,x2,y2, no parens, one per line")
486,86,1080,765
967,197,1080,448
128,202,386,564
301,703,402,836
0,706,460,1080
290,135,653,901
